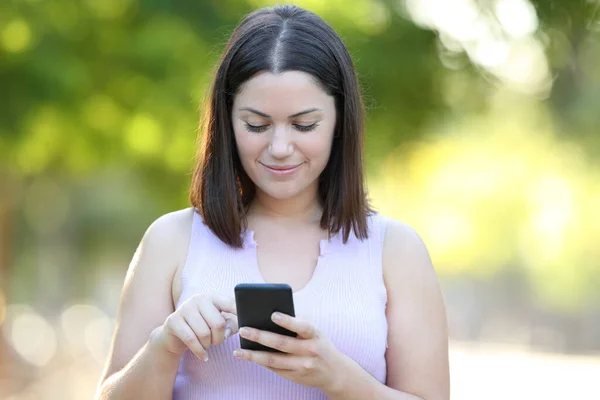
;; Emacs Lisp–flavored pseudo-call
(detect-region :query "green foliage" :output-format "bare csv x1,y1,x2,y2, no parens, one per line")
1,0,599,314
2,0,598,177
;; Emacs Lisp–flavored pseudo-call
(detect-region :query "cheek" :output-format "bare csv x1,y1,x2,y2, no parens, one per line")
234,129,262,159
301,134,334,163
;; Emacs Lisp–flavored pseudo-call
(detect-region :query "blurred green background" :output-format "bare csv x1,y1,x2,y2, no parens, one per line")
1,0,600,399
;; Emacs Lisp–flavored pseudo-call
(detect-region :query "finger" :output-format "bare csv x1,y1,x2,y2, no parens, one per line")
198,297,227,345
271,313,316,339
170,319,208,361
238,327,301,354
223,313,239,338
209,293,237,314
233,349,299,370
183,312,212,351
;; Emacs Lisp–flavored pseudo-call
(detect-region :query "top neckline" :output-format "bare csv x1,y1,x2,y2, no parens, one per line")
241,228,343,257
240,228,346,296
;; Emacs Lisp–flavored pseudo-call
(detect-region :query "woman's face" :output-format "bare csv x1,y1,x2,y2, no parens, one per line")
231,70,337,201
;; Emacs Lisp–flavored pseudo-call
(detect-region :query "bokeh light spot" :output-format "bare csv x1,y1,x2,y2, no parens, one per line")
1,18,32,53
60,303,111,358
495,0,539,38
125,114,163,157
17,106,64,175
402,0,549,95
5,305,57,367
83,95,123,134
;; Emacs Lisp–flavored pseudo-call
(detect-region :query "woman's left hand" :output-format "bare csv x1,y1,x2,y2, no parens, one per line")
233,312,350,394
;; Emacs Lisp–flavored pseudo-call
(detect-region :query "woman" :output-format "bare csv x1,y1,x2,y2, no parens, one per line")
97,5,449,400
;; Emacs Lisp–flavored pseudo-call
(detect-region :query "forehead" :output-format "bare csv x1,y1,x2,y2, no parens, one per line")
233,71,334,114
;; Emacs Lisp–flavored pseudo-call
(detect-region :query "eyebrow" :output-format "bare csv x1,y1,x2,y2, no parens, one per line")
238,107,322,119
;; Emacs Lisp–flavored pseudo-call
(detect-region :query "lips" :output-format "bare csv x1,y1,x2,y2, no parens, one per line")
261,163,302,170
259,162,304,176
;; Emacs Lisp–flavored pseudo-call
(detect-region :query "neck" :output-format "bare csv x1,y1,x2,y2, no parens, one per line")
249,184,322,224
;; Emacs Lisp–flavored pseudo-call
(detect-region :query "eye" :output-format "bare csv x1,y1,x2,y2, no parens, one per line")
294,123,319,132
244,122,269,133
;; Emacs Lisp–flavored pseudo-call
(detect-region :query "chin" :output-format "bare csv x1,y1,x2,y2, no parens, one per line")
257,182,307,200
265,188,303,200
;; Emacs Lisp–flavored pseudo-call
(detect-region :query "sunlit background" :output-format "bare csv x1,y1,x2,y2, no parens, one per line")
1,0,600,399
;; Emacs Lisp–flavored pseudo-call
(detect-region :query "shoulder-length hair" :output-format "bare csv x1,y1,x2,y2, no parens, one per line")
190,5,372,248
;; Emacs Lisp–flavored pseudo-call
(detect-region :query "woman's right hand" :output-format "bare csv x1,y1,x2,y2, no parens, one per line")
152,293,238,361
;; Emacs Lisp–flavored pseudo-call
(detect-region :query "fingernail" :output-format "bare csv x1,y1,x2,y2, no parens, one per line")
224,328,232,339
272,312,281,321
201,353,209,362
239,327,248,337
233,350,243,358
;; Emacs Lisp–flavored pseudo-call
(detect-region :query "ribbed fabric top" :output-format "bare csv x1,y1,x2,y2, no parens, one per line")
172,211,389,399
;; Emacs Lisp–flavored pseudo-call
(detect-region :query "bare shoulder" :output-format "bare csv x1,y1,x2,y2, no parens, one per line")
124,207,194,283
381,218,433,279
139,207,195,300
141,207,194,253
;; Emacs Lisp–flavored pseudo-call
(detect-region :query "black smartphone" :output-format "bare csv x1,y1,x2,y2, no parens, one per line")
234,283,297,352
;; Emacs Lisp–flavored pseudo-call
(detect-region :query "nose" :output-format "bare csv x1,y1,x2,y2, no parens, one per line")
268,125,294,159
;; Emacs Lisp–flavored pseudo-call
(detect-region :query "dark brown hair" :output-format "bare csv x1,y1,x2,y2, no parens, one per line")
190,5,372,248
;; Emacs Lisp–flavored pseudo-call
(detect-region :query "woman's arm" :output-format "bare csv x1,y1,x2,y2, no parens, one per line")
97,329,182,399
96,209,193,399
325,357,424,400
327,218,450,400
